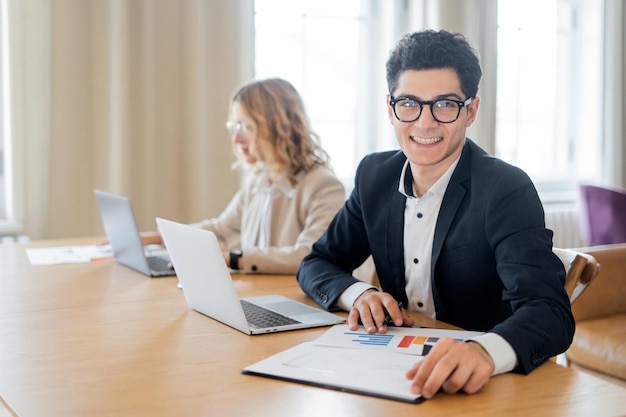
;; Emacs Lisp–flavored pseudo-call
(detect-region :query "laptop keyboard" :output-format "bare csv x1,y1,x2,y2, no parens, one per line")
147,255,173,272
240,299,301,328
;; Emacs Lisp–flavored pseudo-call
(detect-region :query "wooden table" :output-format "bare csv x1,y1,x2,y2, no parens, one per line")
1,238,625,416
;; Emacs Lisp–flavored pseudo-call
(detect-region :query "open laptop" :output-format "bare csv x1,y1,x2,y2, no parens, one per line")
94,190,175,277
156,217,345,335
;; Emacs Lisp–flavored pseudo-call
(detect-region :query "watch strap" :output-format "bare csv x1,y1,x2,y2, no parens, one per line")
229,250,242,270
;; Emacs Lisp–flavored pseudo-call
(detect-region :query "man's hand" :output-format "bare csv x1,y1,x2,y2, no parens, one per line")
405,338,494,399
349,289,414,333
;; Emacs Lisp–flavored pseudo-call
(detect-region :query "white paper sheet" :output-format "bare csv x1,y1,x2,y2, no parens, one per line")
26,245,113,265
243,324,484,402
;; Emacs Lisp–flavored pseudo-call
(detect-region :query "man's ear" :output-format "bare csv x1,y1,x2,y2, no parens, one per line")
386,94,395,124
465,96,481,127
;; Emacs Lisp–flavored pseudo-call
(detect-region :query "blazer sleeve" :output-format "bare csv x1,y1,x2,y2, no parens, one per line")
192,189,245,251
484,170,575,373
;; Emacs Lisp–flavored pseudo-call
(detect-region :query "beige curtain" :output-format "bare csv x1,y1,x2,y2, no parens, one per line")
10,0,254,240
604,0,626,188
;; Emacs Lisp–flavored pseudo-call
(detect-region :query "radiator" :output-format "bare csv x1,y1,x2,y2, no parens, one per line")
544,204,586,248
0,235,30,244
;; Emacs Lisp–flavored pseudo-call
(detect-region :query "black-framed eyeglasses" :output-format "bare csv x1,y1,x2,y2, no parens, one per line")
389,96,473,124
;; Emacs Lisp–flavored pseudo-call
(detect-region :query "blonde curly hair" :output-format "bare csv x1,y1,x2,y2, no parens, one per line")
230,78,330,185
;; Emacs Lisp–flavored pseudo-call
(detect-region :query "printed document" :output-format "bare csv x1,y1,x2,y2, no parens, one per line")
242,324,483,403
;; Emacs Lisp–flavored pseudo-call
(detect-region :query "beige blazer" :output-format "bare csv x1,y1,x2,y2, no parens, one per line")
196,165,345,274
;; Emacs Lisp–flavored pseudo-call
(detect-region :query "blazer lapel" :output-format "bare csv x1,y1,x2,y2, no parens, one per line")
385,181,409,300
432,141,473,264
431,142,472,316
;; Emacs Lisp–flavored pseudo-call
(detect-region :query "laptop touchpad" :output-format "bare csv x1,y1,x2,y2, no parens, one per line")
265,301,318,316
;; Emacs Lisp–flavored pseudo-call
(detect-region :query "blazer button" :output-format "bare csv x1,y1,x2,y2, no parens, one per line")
531,353,546,365
320,294,328,303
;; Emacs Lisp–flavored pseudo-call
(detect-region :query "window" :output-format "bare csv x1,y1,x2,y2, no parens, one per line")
496,0,603,202
255,0,605,202
254,0,393,183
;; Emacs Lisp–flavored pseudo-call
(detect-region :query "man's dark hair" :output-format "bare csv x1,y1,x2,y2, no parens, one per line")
386,30,482,99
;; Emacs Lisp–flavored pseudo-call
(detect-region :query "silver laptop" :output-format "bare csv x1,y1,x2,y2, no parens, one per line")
94,190,175,277
156,217,345,335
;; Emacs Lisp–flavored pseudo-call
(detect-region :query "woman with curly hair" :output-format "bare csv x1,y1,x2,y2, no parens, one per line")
191,78,345,274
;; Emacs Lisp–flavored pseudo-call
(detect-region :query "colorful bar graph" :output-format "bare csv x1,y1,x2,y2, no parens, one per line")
345,332,394,346
397,336,427,348
342,331,444,355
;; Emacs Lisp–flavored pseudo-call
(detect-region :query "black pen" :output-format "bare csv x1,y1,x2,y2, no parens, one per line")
382,302,404,326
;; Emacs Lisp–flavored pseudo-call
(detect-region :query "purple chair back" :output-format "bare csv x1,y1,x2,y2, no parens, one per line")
579,184,626,245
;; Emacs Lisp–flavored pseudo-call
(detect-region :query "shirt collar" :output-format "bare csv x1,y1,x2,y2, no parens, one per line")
252,171,297,199
398,156,461,199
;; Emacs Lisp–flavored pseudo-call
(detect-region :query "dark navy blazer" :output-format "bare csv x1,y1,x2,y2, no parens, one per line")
297,139,574,374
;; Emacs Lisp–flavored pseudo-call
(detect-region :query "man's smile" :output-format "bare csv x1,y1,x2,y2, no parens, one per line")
410,136,443,145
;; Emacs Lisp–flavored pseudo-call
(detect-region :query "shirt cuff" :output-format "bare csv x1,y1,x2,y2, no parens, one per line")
336,282,378,311
469,332,518,375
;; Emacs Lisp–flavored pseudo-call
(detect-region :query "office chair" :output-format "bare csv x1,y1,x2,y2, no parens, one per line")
552,247,600,305
566,244,626,382
579,184,626,245
552,247,600,367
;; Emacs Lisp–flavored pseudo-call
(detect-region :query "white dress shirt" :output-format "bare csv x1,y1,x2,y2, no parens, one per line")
253,173,296,249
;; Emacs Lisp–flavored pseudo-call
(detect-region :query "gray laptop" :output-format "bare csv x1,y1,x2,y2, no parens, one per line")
94,190,175,277
156,217,345,335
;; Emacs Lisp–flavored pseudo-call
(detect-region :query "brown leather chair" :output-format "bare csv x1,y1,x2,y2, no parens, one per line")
566,244,626,384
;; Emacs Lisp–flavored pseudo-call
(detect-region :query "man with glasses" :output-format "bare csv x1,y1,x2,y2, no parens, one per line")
297,30,574,399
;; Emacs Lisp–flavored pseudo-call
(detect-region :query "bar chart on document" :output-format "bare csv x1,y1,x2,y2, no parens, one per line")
345,331,439,355
314,324,484,356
